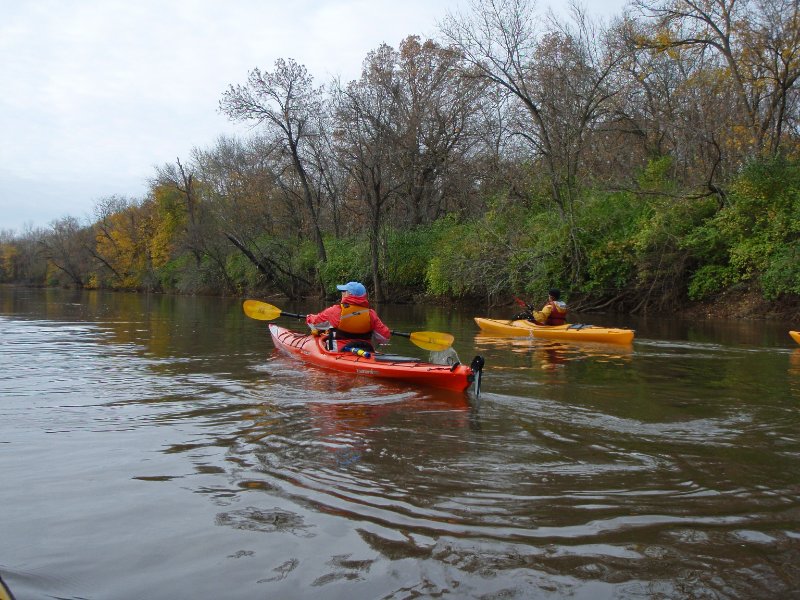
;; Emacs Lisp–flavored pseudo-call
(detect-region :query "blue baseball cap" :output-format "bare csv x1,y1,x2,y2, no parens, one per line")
336,281,367,296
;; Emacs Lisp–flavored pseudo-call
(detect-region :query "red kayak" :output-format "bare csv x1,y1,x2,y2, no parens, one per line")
268,324,484,393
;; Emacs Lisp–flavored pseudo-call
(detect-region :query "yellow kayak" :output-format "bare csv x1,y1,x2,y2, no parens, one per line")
474,317,635,345
0,575,15,600
790,331,800,345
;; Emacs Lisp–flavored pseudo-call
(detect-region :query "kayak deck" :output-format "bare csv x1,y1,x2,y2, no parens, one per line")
268,324,483,393
474,317,634,344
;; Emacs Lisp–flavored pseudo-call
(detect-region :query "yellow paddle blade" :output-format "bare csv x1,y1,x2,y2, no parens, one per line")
242,299,282,321
407,331,454,351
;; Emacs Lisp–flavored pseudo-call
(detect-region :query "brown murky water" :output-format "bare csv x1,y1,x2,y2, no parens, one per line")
1,287,799,599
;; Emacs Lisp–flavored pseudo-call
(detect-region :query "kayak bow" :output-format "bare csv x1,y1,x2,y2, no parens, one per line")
269,324,484,393
474,317,634,345
790,331,800,345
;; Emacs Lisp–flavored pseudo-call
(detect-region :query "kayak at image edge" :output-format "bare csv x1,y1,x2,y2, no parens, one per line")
791,331,800,344
268,324,484,393
474,317,635,345
0,575,15,600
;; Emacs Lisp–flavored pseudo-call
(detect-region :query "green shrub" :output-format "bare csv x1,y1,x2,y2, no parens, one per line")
318,236,370,294
157,253,191,292
761,243,800,299
576,191,646,294
385,224,446,288
225,251,260,294
681,156,800,299
687,264,739,300
425,219,484,297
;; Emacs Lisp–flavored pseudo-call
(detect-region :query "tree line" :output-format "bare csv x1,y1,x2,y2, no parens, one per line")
2,0,798,313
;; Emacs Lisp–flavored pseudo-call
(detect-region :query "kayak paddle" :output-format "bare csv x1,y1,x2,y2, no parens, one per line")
242,299,454,350
243,299,305,321
390,330,454,351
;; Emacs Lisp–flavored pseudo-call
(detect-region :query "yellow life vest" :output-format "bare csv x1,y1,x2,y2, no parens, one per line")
336,302,372,335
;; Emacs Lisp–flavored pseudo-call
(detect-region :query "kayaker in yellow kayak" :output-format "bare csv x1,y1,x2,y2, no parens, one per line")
306,281,392,351
476,289,633,343
517,289,568,325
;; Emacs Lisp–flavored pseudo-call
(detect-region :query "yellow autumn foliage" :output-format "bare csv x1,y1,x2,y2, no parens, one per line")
94,201,154,289
0,242,19,280
150,185,187,270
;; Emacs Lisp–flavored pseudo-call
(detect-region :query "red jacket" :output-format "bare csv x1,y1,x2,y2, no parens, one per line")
306,294,391,344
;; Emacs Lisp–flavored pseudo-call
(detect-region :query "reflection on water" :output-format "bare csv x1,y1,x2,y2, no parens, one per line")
791,350,800,397
475,332,633,370
2,287,800,599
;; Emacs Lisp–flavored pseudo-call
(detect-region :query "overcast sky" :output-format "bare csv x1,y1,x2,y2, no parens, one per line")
0,0,627,233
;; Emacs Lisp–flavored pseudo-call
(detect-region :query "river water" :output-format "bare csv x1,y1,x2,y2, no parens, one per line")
1,287,799,599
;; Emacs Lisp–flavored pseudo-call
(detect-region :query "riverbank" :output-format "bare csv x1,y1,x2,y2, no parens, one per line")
3,282,798,322
682,289,800,321
424,289,800,323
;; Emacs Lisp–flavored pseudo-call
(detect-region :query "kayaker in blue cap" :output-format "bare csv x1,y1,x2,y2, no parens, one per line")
306,281,392,351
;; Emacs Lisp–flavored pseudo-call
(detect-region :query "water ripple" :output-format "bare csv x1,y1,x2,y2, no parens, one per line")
3,300,800,599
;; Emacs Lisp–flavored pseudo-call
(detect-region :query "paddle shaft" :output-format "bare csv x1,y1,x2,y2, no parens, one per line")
243,300,453,350
282,314,414,346
273,318,418,341
283,314,407,337
280,310,306,320
269,312,412,340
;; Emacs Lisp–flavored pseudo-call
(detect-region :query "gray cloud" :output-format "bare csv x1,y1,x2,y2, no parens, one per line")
0,0,624,232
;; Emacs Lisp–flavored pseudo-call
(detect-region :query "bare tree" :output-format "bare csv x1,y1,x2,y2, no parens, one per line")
220,58,329,265
153,158,205,266
40,216,94,287
393,36,487,226
193,135,314,298
333,44,405,301
440,0,623,280
610,15,740,197
631,0,800,156
3,225,49,284
90,196,156,289
305,104,348,237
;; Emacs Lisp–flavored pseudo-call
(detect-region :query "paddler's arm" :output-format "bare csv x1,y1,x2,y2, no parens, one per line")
306,305,340,331
370,311,391,344
532,303,552,324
